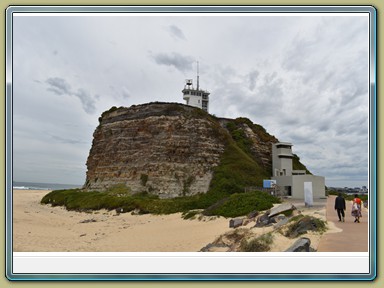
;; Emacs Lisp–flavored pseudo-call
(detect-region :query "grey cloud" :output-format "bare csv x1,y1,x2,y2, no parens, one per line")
151,52,194,72
211,67,285,121
109,85,131,100
288,133,314,145
46,77,97,114
282,36,316,72
256,75,284,103
46,77,72,95
248,70,259,91
168,25,186,41
50,134,87,145
121,87,131,99
73,88,97,114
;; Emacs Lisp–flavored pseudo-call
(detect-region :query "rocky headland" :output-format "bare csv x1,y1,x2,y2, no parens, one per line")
83,102,297,198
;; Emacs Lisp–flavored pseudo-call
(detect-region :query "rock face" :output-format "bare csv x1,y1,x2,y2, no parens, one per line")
84,103,226,198
83,102,297,198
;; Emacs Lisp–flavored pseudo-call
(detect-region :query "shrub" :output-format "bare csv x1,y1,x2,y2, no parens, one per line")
292,154,311,174
203,191,280,218
285,216,327,238
106,183,131,196
240,233,274,252
181,210,202,220
140,174,148,186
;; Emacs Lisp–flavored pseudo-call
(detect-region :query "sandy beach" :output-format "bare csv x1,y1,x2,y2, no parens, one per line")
13,189,334,252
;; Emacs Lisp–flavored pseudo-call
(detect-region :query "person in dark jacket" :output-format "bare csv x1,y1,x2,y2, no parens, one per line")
334,193,346,222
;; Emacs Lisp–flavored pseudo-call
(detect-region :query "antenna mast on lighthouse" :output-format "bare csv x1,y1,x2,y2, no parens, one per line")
196,61,199,91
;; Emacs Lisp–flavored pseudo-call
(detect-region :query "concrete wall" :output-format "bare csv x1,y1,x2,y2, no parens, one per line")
272,175,326,200
183,94,202,110
291,175,326,199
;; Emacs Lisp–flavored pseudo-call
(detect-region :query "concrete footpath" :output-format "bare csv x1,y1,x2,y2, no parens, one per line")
317,195,369,252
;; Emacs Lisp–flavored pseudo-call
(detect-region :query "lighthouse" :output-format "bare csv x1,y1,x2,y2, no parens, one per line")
182,62,210,112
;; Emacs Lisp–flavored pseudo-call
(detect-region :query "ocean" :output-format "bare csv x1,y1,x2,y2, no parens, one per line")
12,181,82,191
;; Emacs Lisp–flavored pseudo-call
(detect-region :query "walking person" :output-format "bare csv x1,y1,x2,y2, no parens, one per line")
351,194,362,223
334,193,346,222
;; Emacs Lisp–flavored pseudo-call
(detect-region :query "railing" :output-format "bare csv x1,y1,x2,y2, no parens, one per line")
244,186,288,199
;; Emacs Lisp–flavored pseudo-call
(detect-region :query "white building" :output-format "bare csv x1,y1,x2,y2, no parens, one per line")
182,62,210,112
271,142,326,200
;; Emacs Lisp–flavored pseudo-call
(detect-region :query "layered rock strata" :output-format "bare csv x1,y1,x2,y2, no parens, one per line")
84,103,226,198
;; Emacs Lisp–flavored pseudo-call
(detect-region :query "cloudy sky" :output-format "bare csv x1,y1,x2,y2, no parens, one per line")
11,11,371,188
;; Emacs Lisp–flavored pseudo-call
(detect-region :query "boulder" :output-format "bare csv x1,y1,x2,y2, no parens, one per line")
254,212,271,227
200,243,230,252
285,237,311,252
274,217,290,229
286,216,324,238
269,203,296,218
247,210,259,219
229,218,243,228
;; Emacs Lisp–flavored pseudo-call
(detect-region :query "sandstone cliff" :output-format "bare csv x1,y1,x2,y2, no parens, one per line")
84,102,286,198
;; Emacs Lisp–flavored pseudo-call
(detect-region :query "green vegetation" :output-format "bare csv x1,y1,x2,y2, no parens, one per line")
292,154,311,174
104,183,132,196
42,112,309,218
224,117,278,176
182,176,195,196
232,117,277,144
226,121,254,155
99,106,123,123
204,142,269,203
240,233,274,252
288,214,305,223
41,187,280,218
181,210,202,220
203,191,280,218
140,174,148,186
284,215,327,238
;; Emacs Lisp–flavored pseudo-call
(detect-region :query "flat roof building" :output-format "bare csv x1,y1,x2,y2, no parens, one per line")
182,62,210,112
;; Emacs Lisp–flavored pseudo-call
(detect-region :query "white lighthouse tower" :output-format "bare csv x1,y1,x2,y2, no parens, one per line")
182,62,210,112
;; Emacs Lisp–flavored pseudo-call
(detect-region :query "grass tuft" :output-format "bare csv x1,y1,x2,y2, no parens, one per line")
240,233,274,252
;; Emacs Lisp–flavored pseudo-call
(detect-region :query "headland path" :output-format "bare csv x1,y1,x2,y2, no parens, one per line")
317,195,369,252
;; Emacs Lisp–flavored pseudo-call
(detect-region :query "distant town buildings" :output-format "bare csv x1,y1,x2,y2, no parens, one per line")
328,186,369,194
270,142,326,200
